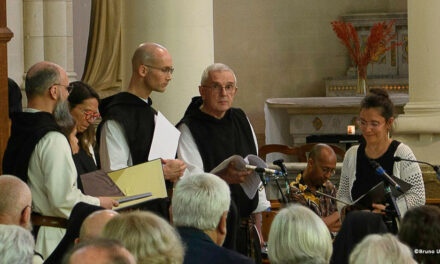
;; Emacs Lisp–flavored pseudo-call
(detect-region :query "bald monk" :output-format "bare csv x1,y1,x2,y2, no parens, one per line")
98,42,186,181
75,210,119,243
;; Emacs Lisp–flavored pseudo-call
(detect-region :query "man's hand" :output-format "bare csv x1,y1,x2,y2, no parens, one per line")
98,197,119,209
322,211,341,232
162,159,186,182
218,162,252,184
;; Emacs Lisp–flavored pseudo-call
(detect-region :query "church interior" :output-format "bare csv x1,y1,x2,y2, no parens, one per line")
1,0,440,263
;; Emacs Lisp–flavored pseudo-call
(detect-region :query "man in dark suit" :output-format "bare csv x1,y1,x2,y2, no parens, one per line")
172,172,255,264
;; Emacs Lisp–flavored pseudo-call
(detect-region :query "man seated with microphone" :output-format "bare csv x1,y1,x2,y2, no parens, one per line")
287,143,341,233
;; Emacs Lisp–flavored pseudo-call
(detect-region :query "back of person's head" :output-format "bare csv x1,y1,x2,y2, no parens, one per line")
102,211,184,264
349,233,416,264
399,205,440,264
360,88,394,121
268,204,332,264
65,238,136,264
0,224,35,264
172,173,230,230
0,175,32,229
8,78,23,117
25,61,61,99
331,211,388,264
78,209,119,243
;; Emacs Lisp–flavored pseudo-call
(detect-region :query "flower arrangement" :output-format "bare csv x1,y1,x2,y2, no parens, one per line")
331,20,402,92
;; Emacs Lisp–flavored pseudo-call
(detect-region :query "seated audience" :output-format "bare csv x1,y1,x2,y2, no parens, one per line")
0,175,32,230
398,205,440,264
102,211,184,264
44,203,104,264
287,143,341,232
0,224,35,264
64,238,136,264
76,209,119,243
331,211,388,264
337,88,425,217
349,233,416,264
268,204,332,264
172,172,255,264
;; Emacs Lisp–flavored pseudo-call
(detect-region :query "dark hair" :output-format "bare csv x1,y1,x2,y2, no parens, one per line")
68,81,100,156
360,88,394,121
398,205,440,264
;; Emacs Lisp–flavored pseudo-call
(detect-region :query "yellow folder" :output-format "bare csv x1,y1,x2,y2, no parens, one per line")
108,159,167,209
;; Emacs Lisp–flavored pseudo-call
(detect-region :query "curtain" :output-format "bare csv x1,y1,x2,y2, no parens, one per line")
82,0,122,97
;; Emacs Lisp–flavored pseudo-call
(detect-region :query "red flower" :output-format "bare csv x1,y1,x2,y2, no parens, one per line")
331,20,402,79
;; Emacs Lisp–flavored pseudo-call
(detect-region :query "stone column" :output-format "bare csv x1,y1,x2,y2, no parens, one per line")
23,0,77,81
121,0,214,124
393,0,440,163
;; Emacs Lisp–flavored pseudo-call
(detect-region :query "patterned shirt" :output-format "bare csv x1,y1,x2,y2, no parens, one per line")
287,173,338,217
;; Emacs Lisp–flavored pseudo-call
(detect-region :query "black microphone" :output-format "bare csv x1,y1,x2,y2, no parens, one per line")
369,159,403,193
273,159,287,174
394,156,440,181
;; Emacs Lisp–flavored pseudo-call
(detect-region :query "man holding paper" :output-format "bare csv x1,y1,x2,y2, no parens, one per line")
177,63,269,256
98,42,186,180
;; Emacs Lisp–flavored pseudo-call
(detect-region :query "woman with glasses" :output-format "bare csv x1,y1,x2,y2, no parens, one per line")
336,88,425,218
68,81,101,191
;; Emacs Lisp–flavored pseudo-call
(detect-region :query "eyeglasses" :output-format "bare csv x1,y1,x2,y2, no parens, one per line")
202,83,236,94
144,64,174,75
320,166,336,176
357,119,385,129
53,83,74,93
83,110,101,122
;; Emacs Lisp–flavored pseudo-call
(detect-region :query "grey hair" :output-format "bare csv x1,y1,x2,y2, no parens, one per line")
268,204,333,264
349,233,416,264
0,224,35,264
25,62,60,98
172,173,231,230
102,211,184,264
200,63,237,86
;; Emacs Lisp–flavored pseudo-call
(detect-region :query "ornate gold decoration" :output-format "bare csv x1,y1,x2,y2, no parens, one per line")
312,117,323,131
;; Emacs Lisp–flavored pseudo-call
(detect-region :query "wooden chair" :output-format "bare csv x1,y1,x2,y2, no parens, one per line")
259,143,345,162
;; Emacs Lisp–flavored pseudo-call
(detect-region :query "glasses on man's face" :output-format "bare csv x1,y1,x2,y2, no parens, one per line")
357,119,385,130
320,166,336,176
144,64,174,75
202,83,236,94
53,83,74,94
83,110,101,123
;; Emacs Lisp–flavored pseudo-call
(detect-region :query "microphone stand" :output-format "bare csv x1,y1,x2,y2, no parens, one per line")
382,181,401,234
369,160,401,234
394,157,440,181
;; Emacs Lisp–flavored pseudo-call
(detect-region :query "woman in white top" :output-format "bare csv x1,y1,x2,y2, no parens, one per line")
336,88,425,217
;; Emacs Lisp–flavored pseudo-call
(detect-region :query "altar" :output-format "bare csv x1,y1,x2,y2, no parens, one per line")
264,94,409,154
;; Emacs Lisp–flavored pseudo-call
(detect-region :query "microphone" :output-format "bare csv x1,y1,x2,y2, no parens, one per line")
369,159,403,193
273,159,288,174
245,165,283,176
394,156,440,181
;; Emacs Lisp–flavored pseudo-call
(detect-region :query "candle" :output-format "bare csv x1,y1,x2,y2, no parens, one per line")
347,125,355,135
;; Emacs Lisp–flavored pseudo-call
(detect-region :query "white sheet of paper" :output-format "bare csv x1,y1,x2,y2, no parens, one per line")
148,111,181,160
210,154,264,199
